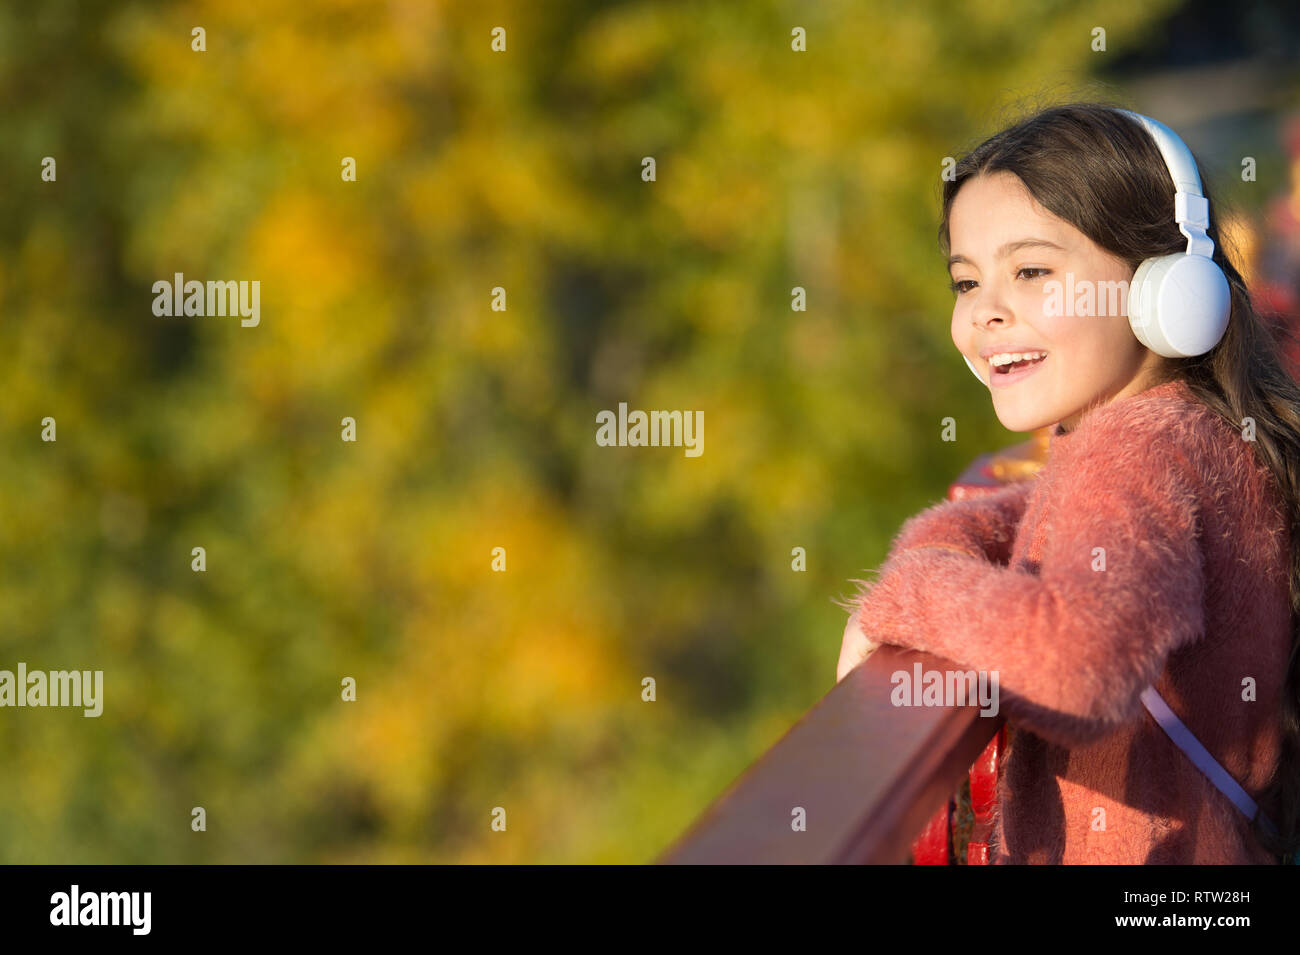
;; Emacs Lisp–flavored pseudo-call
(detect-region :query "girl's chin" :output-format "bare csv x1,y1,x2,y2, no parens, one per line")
992,402,1053,434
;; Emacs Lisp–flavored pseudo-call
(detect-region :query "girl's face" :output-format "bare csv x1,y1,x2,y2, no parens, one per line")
947,170,1167,433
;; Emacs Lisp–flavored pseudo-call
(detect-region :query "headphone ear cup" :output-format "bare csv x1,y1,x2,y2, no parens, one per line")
1127,253,1231,358
1127,255,1160,349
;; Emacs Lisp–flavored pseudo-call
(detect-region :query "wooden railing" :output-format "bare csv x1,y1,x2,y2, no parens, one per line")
657,434,1053,865
656,644,1005,863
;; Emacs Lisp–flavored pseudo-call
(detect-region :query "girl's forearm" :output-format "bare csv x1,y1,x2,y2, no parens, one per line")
889,479,1036,565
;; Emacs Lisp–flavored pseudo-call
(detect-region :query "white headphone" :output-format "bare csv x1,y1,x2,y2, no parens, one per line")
961,109,1231,385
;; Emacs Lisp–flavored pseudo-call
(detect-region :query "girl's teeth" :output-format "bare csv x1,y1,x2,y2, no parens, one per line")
990,351,1046,367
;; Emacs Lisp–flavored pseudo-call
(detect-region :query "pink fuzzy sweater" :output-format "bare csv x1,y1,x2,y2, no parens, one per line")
853,378,1293,864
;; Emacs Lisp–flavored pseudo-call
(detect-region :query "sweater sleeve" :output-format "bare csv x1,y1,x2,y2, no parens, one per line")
889,479,1037,566
851,431,1206,748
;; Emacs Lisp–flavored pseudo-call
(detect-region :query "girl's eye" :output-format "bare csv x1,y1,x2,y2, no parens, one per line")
949,268,1051,295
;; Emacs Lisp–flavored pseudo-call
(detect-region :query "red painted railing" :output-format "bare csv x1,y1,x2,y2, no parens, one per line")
655,642,1007,864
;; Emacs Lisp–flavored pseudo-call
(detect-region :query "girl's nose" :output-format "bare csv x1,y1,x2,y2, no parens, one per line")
973,294,1011,329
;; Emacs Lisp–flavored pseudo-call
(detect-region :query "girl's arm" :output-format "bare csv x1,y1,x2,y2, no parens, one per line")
849,428,1205,749
835,478,1036,682
888,479,1037,566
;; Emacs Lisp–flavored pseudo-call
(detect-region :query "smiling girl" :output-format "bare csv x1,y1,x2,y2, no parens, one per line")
838,103,1300,864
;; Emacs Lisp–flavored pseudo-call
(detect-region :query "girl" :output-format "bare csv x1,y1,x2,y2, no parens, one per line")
837,103,1300,865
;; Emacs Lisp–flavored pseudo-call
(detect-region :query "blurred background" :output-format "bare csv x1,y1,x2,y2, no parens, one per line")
1,0,1298,863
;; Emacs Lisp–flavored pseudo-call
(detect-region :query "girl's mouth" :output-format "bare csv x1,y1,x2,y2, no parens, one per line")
989,353,1047,388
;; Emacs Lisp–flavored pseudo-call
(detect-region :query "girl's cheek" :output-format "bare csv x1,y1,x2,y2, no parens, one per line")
1030,307,1072,342
951,308,970,350
1023,289,1054,320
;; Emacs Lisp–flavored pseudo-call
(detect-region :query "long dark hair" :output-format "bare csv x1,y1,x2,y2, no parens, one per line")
938,101,1300,862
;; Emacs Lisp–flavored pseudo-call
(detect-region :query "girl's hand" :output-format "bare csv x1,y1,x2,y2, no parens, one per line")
837,608,881,683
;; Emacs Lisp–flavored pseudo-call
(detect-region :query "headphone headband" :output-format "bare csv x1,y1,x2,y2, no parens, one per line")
1116,109,1216,259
